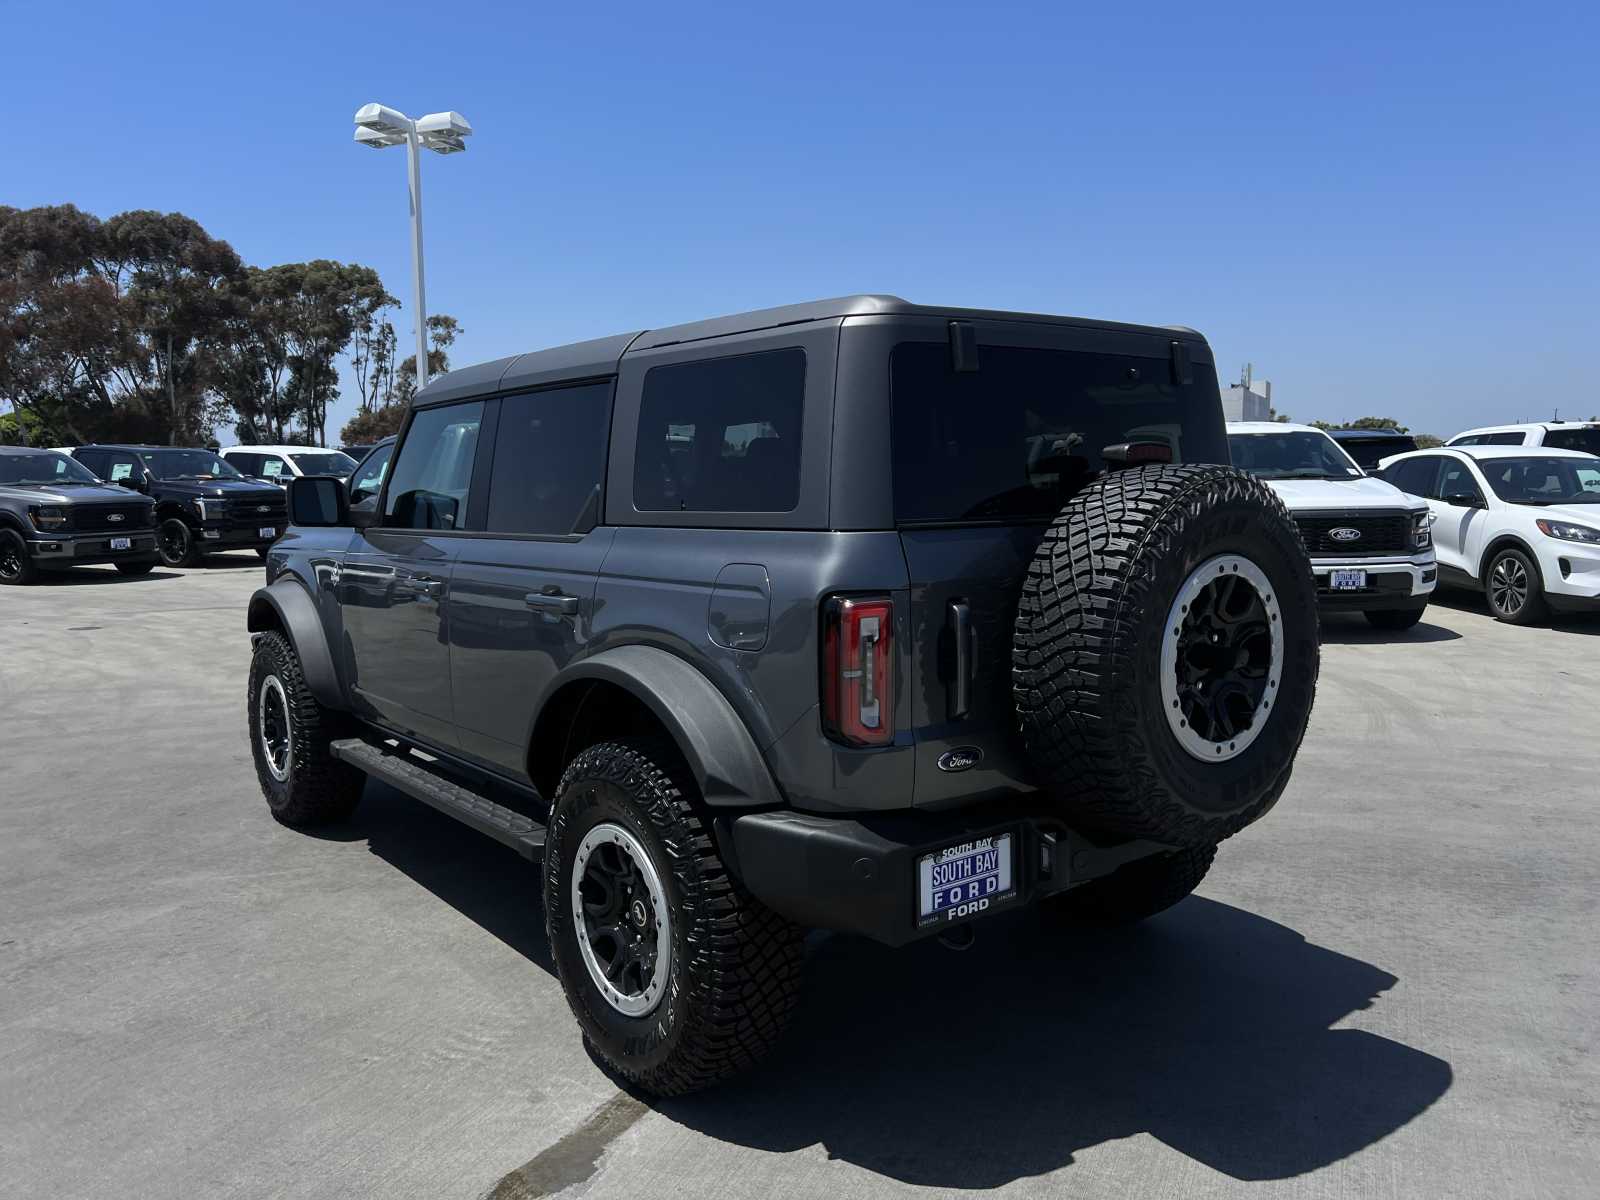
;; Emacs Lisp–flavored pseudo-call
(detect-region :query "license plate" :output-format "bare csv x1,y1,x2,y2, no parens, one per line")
917,833,1015,926
109,537,132,551
259,526,277,539
1330,569,1367,591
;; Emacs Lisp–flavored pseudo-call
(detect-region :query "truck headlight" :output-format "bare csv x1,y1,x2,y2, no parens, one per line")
1413,511,1433,548
1535,518,1600,544
195,497,221,521
30,505,69,531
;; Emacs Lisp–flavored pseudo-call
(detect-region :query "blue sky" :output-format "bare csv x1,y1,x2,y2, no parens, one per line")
11,1,1597,439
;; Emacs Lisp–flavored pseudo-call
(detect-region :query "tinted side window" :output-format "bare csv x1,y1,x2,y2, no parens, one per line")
75,449,106,476
104,452,142,482
1384,456,1437,496
384,402,484,530
1489,432,1526,446
486,384,612,535
260,455,289,480
227,452,259,476
1543,427,1600,454
1437,458,1483,501
634,349,806,513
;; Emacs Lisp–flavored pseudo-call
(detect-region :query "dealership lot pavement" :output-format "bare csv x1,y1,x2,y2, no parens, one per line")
2,561,1597,1200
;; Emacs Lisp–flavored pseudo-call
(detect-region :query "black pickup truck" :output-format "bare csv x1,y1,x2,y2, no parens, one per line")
71,445,288,567
0,447,158,584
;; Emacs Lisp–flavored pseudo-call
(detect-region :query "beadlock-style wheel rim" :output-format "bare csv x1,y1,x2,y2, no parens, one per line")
1160,554,1283,763
571,821,672,1018
258,674,292,783
1489,555,1527,616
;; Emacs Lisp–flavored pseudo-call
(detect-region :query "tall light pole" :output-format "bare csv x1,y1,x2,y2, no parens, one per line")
352,103,472,391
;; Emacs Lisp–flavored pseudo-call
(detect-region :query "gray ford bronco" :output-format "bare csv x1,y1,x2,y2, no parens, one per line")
245,296,1319,1095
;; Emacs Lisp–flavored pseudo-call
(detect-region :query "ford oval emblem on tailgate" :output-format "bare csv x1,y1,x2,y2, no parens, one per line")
1329,527,1362,542
938,747,983,773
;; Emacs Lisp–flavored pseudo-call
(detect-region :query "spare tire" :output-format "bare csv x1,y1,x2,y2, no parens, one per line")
1013,463,1318,847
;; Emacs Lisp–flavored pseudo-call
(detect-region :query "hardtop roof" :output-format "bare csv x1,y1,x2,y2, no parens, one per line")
413,295,1211,408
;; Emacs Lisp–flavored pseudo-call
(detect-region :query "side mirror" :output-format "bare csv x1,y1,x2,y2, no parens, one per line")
1441,491,1483,509
288,476,350,527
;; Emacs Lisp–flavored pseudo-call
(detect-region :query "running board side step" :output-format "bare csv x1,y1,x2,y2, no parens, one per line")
330,736,547,861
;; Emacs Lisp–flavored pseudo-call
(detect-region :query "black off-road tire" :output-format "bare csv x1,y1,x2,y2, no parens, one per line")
1484,546,1547,625
1364,604,1427,631
247,630,362,826
0,529,39,585
1014,463,1319,847
1047,844,1217,925
545,740,806,1097
114,559,157,577
157,517,203,568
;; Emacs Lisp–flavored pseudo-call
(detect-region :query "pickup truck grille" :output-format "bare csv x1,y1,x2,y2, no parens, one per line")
223,496,288,531
72,503,155,531
1294,512,1412,556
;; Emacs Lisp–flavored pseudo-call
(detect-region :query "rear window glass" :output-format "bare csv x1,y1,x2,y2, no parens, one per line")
487,384,612,535
1543,427,1600,455
634,349,805,512
890,342,1226,524
1333,435,1415,468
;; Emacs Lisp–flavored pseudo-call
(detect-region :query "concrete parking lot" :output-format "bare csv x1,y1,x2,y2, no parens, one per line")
2,560,1597,1200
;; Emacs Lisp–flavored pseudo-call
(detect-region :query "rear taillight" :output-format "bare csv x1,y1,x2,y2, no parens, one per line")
821,595,894,747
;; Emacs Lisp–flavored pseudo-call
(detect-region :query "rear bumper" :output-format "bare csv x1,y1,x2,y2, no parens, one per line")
27,533,158,567
1312,551,1436,610
729,801,1171,947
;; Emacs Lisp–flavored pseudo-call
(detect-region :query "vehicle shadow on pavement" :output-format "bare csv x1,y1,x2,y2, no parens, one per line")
320,782,554,971
1316,615,1463,645
37,568,183,585
660,897,1453,1186
1426,590,1600,635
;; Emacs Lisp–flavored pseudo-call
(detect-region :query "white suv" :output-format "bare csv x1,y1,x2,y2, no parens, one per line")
1446,422,1600,455
1378,446,1600,624
1227,422,1436,630
219,445,358,487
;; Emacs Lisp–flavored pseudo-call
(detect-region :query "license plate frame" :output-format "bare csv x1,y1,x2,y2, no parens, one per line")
259,526,277,539
109,536,132,551
1330,568,1367,591
916,831,1016,928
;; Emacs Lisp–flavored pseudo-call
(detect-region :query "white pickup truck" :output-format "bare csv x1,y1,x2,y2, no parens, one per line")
1227,422,1438,630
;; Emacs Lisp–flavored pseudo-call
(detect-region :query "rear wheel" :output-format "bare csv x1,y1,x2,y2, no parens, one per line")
157,518,202,568
1047,844,1216,924
1485,547,1547,625
0,529,39,585
1364,604,1427,630
545,740,806,1096
1014,464,1319,847
247,630,362,826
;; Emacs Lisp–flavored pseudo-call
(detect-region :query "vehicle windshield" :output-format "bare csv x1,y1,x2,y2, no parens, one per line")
144,450,243,480
1479,456,1600,505
1542,426,1600,456
288,450,358,475
0,451,101,486
1227,431,1363,480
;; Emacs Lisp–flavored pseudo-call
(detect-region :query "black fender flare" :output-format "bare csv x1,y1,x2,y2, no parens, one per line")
247,579,344,710
539,645,783,810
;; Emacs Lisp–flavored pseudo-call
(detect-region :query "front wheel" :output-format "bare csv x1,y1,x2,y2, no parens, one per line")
0,529,39,585
157,518,202,568
1364,604,1427,631
1046,844,1217,925
544,741,806,1096
247,630,362,826
1485,547,1547,625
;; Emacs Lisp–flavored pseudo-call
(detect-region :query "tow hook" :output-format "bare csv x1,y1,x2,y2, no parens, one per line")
937,924,976,951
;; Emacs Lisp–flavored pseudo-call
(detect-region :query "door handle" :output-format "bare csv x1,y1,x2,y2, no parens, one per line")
412,575,445,599
525,591,580,616
949,600,974,719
